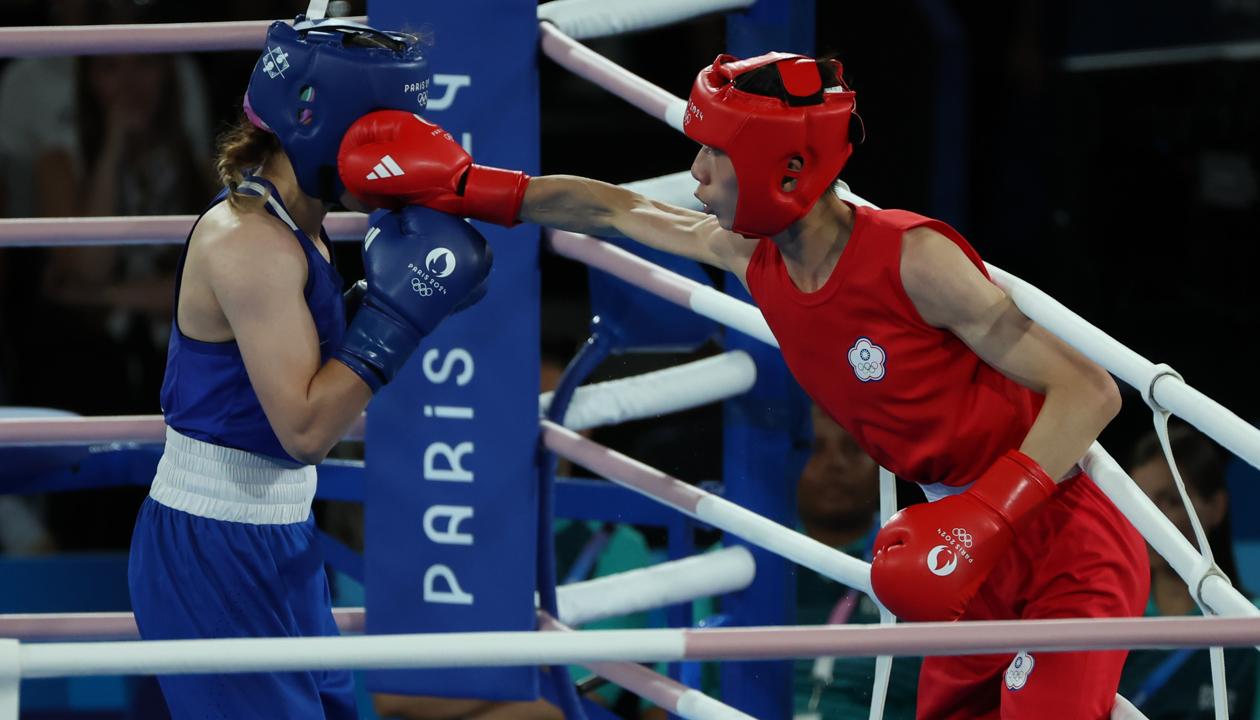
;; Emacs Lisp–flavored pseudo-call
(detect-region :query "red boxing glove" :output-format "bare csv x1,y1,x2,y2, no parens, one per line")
870,450,1057,622
337,110,529,226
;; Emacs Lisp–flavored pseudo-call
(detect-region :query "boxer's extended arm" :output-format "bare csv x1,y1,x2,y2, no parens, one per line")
336,112,756,278
900,227,1120,479
521,175,758,279
201,213,371,465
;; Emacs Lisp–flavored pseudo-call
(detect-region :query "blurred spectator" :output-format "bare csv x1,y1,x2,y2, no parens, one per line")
0,3,214,555
1118,422,1260,718
0,0,214,415
0,3,211,219
0,0,211,407
0,45,214,549
0,496,56,554
8,50,214,419
36,52,214,396
791,404,919,719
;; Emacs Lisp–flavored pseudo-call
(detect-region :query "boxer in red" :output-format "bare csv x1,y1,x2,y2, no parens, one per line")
336,52,1149,719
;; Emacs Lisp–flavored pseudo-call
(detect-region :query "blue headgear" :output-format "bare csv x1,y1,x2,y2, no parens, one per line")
245,16,429,202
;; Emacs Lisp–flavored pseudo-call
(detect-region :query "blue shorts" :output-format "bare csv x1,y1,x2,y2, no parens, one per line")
128,429,356,719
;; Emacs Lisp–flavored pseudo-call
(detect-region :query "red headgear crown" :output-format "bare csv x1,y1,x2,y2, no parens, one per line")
684,52,856,237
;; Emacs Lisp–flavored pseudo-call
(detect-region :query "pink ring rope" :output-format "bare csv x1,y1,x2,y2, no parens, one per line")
0,214,369,248
0,609,365,641
0,414,365,446
0,18,366,59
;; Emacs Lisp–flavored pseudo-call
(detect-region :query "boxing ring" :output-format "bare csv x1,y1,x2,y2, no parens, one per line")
2,0,1260,719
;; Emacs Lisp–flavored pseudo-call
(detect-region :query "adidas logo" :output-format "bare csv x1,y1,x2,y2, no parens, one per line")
366,155,405,180
364,226,381,251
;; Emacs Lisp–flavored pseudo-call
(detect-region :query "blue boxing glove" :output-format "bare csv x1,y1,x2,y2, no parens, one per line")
335,207,492,391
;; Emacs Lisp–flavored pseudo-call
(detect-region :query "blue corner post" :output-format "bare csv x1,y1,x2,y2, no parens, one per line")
721,3,815,718
363,0,541,702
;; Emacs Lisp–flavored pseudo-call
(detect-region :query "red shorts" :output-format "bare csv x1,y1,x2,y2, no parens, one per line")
915,472,1149,720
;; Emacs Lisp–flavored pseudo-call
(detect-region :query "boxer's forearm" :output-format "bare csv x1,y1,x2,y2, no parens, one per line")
1019,368,1121,481
267,360,373,466
520,175,626,237
522,175,749,271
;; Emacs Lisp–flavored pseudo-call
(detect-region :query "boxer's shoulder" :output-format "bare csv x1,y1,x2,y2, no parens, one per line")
193,202,302,262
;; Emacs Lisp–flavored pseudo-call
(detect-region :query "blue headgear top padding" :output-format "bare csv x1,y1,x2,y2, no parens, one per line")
244,16,429,202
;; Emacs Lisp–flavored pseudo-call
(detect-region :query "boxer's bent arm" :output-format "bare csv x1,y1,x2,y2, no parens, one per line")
900,227,1121,480
204,216,372,465
521,175,756,276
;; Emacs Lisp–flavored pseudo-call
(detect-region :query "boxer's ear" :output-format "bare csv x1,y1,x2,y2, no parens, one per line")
781,156,804,192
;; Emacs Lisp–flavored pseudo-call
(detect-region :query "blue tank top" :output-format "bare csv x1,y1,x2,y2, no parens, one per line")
160,177,346,463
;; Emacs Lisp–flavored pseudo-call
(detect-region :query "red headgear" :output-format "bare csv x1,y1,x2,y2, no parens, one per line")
684,52,856,237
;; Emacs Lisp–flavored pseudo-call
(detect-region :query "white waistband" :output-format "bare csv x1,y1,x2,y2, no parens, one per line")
149,427,317,524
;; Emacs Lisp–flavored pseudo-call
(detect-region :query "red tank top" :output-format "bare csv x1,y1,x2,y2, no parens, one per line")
745,204,1043,488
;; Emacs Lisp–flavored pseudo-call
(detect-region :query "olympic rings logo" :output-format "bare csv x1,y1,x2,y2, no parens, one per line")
411,278,433,297
847,337,887,382
951,528,973,547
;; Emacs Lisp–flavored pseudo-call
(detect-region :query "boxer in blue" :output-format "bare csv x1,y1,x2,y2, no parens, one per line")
127,11,491,719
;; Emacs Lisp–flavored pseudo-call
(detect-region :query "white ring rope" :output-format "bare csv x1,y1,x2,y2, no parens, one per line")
1063,40,1260,73
556,545,756,626
548,230,777,346
540,351,755,431
541,420,871,593
541,615,754,720
0,642,14,718
988,265,1260,473
7,616,1260,681
0,546,756,641
0,352,751,447
539,23,688,131
1082,445,1257,620
866,466,898,720
538,0,754,40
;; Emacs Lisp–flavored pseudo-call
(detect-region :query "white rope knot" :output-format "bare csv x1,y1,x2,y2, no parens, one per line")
1142,363,1183,414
